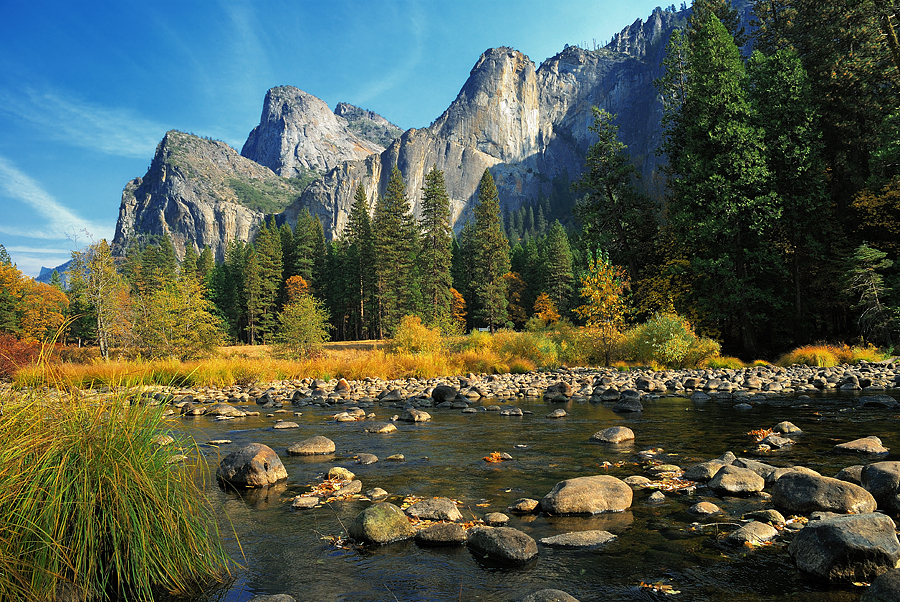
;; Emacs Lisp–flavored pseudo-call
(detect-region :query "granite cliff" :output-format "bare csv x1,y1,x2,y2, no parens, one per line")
113,4,751,257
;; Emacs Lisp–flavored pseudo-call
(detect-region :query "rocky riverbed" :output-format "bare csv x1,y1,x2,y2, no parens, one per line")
118,360,900,602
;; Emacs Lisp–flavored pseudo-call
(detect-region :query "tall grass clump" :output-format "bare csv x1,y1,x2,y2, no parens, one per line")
778,343,888,367
0,387,232,601
622,313,721,368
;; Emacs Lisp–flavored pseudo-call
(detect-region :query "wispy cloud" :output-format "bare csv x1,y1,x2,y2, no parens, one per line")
0,156,112,241
0,87,165,158
352,0,427,107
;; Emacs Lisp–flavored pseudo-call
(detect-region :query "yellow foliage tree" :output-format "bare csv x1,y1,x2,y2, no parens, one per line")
19,281,69,343
533,292,561,324
574,250,629,365
284,274,310,304
450,287,467,329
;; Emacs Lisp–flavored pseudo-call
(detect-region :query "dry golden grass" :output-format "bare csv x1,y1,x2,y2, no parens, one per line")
777,343,888,367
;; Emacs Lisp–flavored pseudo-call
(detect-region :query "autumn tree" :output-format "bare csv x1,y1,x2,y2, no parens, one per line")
19,280,69,343
471,169,510,333
134,276,223,359
574,250,629,365
533,292,561,325
69,239,131,358
274,293,331,358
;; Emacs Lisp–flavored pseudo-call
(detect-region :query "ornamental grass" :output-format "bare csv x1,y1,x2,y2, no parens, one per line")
0,381,232,601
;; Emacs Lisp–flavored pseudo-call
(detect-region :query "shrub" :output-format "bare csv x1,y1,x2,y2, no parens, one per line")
0,334,40,379
777,343,888,367
274,295,331,359
622,313,721,368
0,389,231,601
704,355,746,369
389,315,444,355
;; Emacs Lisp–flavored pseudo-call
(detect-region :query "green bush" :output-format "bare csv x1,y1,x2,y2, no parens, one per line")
274,295,331,358
0,390,231,601
389,315,444,355
623,313,721,368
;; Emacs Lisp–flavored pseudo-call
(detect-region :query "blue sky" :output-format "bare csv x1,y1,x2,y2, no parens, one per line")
1,0,670,277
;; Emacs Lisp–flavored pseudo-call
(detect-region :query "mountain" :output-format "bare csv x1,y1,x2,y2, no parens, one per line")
111,3,753,259
289,6,685,238
111,130,304,261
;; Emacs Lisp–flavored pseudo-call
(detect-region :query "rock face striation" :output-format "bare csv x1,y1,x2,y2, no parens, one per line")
112,4,754,257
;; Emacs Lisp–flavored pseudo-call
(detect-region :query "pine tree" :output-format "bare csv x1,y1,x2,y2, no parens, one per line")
291,209,317,285
197,246,215,281
661,11,779,356
845,243,895,346
372,166,419,337
0,244,12,266
540,221,575,315
181,244,199,280
574,108,655,281
253,218,284,344
418,166,454,326
471,169,511,333
344,184,376,339
243,246,262,345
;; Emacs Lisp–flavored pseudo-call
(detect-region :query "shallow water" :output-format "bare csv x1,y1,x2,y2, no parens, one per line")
171,390,900,602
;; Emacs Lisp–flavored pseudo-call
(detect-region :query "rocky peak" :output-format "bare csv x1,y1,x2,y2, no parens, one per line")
429,47,541,163
606,7,682,60
241,86,384,178
334,102,404,149
113,130,302,261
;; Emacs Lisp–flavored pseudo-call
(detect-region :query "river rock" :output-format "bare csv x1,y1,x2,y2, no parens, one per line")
348,502,415,545
540,475,633,515
216,443,288,487
406,497,463,521
521,590,580,602
399,408,432,422
484,512,510,526
328,466,355,480
766,466,820,486
684,452,736,481
415,522,467,545
334,480,362,496
365,422,397,434
467,526,538,564
291,496,319,509
861,461,900,514
709,465,766,495
688,501,722,515
590,426,634,443
205,402,247,417
788,513,900,582
249,595,296,602
724,521,778,546
772,472,877,514
733,458,777,481
366,487,389,501
862,568,900,602
508,498,540,514
834,436,890,455
744,509,786,525
432,385,458,403
355,453,378,465
773,421,802,434
835,465,864,485
287,435,335,455
612,391,642,413
272,421,299,429
547,408,567,418
539,530,617,548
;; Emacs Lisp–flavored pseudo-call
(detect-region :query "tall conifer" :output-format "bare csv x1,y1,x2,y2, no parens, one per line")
471,169,510,333
418,166,454,326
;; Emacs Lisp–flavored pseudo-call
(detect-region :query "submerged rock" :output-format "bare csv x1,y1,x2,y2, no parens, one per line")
286,435,335,456
521,590,580,602
406,497,463,521
539,530,617,549
415,522,467,545
590,426,634,443
834,436,890,455
724,521,778,546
